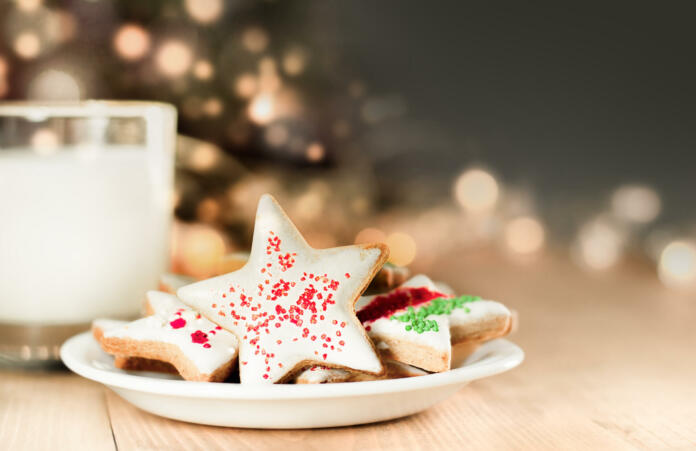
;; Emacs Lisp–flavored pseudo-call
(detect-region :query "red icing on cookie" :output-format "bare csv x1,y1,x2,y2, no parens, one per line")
169,318,186,329
356,287,449,324
191,330,209,344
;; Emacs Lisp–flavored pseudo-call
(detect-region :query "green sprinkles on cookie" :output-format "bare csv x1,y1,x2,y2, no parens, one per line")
389,295,481,333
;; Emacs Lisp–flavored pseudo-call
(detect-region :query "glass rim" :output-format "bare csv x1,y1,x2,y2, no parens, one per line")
0,99,176,118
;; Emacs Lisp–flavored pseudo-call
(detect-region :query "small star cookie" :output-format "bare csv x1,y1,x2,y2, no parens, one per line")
356,275,512,372
92,291,239,382
177,194,389,384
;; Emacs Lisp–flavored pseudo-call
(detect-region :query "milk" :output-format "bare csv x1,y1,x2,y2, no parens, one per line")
0,146,173,324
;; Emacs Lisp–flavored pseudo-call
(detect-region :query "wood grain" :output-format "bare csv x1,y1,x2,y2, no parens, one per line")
3,249,696,450
0,371,115,450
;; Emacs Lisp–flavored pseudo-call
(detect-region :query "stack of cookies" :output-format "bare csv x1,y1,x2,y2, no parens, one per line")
93,194,514,385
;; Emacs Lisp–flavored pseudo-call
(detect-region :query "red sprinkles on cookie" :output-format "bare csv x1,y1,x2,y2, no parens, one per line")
176,194,387,384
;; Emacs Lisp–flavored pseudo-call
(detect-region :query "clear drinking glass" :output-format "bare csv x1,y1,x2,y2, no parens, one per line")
0,101,176,366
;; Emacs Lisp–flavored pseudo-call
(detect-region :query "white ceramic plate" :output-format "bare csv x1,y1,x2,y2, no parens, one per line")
61,332,523,429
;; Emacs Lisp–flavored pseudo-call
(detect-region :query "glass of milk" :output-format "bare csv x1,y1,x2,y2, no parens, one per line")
0,101,176,366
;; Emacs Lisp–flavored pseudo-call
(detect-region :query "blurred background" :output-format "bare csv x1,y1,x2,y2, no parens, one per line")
1,0,695,289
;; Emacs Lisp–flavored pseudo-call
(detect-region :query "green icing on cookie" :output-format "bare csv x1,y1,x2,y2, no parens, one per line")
390,295,481,333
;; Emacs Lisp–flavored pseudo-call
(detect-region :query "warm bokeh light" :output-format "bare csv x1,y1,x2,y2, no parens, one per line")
14,32,41,59
248,92,275,124
573,219,624,270
202,97,223,116
47,10,78,44
193,60,214,80
355,228,387,245
504,216,545,255
30,129,59,155
385,232,417,266
16,0,42,13
305,142,325,162
611,184,661,224
658,241,696,288
454,168,499,213
113,24,150,61
189,143,219,171
234,73,258,99
294,191,325,221
156,41,193,77
258,57,281,92
184,0,223,24
283,48,307,76
172,223,227,279
28,69,81,101
242,27,269,53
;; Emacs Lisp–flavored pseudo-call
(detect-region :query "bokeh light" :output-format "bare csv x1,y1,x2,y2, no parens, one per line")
202,97,223,116
188,143,220,171
611,184,661,224
28,69,81,101
573,218,625,270
283,48,307,76
305,142,325,162
248,92,275,124
355,228,386,245
242,27,269,53
454,168,500,213
172,223,227,279
184,0,224,24
293,190,325,221
385,232,417,266
30,129,59,155
16,0,42,13
658,241,696,288
193,60,214,80
234,73,258,99
156,41,193,78
14,32,41,59
113,24,150,61
504,216,545,255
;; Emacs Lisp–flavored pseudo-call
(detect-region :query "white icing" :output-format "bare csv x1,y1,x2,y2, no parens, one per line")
98,291,238,375
358,275,451,353
367,314,451,352
178,194,384,384
357,275,509,365
448,299,511,328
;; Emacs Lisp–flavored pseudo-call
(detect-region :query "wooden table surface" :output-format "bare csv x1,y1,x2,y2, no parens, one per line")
2,249,695,450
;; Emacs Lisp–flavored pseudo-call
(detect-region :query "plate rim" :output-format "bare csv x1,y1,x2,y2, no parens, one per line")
61,331,523,400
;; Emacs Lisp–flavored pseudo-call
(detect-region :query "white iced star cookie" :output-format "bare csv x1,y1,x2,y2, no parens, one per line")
92,291,239,382
356,275,512,372
177,194,389,384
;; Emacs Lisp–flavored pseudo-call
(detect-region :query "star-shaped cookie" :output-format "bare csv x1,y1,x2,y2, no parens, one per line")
93,291,239,382
177,194,389,384
356,274,512,372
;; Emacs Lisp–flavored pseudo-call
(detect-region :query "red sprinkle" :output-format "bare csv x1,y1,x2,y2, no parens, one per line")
191,330,209,344
169,318,186,329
